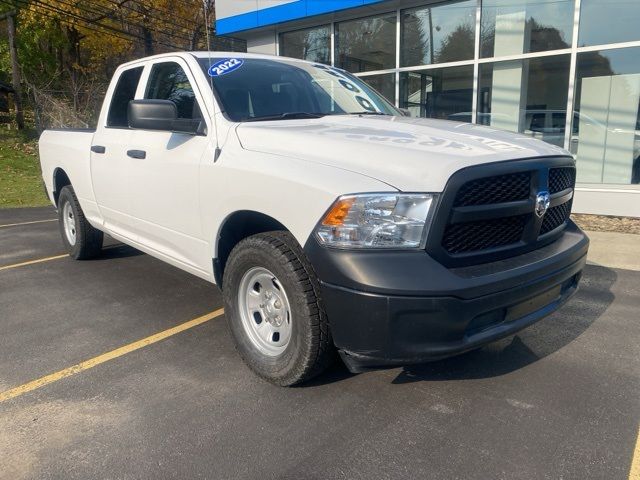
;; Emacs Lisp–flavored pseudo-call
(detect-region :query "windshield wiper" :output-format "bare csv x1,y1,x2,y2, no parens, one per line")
243,112,326,122
350,111,391,116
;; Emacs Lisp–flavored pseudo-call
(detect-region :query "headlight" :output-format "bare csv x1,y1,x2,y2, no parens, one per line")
315,193,436,249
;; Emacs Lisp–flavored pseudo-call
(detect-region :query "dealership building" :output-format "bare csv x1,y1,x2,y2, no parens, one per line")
216,0,640,217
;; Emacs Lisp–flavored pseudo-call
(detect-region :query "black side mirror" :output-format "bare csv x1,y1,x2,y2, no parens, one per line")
128,99,176,131
128,100,204,135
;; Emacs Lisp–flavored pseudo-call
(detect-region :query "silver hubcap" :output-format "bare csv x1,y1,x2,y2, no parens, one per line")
238,267,292,356
62,201,77,246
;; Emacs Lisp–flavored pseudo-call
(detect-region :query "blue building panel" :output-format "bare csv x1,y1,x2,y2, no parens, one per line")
306,0,378,16
257,1,308,27
216,0,389,35
217,10,260,34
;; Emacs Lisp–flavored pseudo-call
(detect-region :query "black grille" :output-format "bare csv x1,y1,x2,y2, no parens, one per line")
442,215,527,254
540,201,572,235
453,172,531,207
427,158,577,267
549,167,575,194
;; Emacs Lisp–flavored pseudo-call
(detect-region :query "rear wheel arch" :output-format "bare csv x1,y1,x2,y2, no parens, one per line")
213,210,289,288
53,168,72,206
57,185,103,260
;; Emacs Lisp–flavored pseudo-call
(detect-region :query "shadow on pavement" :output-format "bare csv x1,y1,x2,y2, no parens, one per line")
94,244,145,260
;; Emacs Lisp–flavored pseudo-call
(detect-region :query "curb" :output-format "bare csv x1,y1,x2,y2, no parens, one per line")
585,230,640,272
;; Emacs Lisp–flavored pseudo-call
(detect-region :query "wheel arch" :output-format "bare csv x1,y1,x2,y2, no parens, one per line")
52,168,72,206
213,210,290,287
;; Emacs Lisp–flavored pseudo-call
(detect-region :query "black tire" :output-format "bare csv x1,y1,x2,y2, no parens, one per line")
57,185,103,260
222,231,334,386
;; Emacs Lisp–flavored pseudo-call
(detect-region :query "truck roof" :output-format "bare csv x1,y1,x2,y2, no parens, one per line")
117,51,309,70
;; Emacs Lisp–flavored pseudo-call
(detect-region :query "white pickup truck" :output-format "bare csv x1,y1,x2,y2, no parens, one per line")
39,52,589,385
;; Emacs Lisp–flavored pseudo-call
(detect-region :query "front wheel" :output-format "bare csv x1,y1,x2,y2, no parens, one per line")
222,231,334,386
58,185,103,260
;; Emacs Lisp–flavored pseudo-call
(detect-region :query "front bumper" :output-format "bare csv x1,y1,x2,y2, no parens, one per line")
304,222,589,372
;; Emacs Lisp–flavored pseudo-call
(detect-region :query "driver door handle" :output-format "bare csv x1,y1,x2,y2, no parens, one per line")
91,145,106,154
127,149,146,159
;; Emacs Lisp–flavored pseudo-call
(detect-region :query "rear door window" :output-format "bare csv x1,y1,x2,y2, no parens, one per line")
107,67,144,128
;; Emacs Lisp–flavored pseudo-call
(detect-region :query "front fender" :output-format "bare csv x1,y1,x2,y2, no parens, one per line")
199,146,395,262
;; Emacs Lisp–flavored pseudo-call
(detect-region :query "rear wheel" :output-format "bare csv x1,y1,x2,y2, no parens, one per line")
222,231,334,386
58,185,103,260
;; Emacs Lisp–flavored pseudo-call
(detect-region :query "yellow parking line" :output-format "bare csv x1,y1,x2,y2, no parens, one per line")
0,308,225,403
631,425,640,480
0,219,56,228
0,254,68,272
0,245,129,272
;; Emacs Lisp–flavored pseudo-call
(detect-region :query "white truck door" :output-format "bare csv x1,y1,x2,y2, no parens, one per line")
90,65,144,241
126,59,211,272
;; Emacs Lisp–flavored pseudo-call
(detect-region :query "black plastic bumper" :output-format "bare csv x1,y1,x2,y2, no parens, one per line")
304,222,589,372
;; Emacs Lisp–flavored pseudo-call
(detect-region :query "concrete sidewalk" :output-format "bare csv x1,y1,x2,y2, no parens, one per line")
586,230,640,271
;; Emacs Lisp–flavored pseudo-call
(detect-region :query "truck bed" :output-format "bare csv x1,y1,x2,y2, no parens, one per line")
38,128,96,208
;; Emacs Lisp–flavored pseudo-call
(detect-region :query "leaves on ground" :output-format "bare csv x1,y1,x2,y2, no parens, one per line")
572,214,640,235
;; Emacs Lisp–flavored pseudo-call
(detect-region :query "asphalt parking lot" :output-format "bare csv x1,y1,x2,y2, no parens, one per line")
1,206,639,480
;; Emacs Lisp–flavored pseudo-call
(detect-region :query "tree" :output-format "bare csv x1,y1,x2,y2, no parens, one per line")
0,0,216,129
435,24,475,64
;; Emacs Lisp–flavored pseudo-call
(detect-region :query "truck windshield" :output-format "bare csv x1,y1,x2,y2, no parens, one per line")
197,57,399,122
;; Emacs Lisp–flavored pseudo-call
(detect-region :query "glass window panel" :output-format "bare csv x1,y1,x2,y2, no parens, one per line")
480,0,574,58
401,0,476,67
477,54,570,146
279,25,331,65
145,62,199,120
335,14,396,73
579,0,640,47
360,73,396,104
196,58,399,120
107,67,143,128
572,48,640,185
400,65,474,120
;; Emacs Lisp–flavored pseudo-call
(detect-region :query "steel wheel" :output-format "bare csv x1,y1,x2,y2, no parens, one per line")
238,266,293,356
62,200,77,246
223,231,334,385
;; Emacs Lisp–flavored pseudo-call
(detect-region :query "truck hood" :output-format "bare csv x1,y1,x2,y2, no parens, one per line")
235,115,569,192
